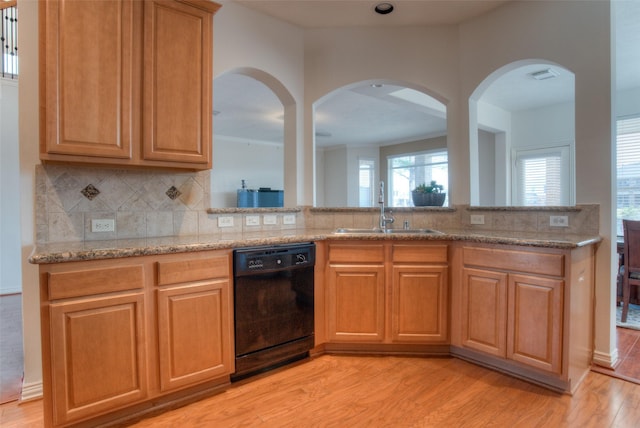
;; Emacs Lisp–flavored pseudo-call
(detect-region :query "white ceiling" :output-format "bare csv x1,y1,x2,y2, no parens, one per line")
233,0,511,28
214,0,640,149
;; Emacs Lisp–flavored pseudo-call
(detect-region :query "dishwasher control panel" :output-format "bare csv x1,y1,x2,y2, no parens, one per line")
234,243,315,275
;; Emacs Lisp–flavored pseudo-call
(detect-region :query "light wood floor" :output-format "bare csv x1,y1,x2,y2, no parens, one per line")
2,354,639,427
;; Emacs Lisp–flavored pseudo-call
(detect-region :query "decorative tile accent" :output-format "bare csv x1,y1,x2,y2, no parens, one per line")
166,186,182,200
81,184,100,200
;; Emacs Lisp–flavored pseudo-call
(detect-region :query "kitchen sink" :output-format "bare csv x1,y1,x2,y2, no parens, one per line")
334,228,443,235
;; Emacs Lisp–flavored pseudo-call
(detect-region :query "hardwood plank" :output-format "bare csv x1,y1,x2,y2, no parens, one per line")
2,354,640,427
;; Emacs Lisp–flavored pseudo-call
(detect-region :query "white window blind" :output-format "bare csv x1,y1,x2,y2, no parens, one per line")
514,146,570,206
617,115,640,235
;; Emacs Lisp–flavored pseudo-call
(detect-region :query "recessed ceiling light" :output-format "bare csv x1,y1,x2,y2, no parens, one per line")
374,2,394,15
528,68,559,81
371,83,384,88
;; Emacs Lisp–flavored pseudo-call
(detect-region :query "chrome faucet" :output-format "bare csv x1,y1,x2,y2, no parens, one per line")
378,181,395,230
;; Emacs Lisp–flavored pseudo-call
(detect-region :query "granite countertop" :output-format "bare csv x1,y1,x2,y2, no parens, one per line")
29,228,602,265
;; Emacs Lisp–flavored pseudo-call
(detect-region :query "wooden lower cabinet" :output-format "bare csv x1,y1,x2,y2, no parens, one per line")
461,268,508,357
391,265,448,343
327,263,386,341
461,268,563,373
326,241,449,346
460,247,572,382
155,255,233,392
508,274,563,373
39,250,233,427
49,292,148,426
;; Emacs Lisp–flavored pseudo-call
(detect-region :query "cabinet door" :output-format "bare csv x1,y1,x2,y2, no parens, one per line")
391,265,448,343
461,268,508,357
49,292,147,425
508,274,563,374
157,279,233,391
142,0,213,167
327,264,386,342
42,0,138,159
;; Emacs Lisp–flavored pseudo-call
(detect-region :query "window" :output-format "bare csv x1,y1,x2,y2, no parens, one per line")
358,158,375,207
617,115,640,236
514,145,571,206
387,150,448,207
1,3,18,79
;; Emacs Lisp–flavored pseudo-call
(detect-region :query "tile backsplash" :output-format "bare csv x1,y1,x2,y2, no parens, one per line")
35,165,599,244
36,164,216,243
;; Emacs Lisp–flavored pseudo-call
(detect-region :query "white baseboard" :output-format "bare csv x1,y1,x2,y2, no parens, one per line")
0,285,21,295
20,380,43,402
592,348,619,369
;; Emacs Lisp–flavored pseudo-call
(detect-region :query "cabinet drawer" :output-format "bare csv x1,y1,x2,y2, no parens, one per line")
463,246,564,277
48,265,144,300
157,256,229,286
329,244,385,263
392,244,448,263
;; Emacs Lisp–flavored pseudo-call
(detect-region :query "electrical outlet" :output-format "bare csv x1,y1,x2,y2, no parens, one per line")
470,214,485,225
245,215,260,226
218,216,234,228
263,214,277,225
283,214,296,225
550,215,569,227
91,219,115,232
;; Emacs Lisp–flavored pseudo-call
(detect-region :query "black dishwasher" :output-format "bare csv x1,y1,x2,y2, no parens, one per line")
232,242,315,381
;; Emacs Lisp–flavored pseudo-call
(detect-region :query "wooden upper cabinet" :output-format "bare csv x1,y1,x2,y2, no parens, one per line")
41,0,138,159
143,0,214,166
40,0,220,169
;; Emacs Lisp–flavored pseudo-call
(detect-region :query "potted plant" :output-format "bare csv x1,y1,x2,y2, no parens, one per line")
411,180,446,206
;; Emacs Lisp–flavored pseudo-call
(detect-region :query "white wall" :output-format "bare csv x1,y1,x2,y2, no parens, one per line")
322,147,348,207
18,0,42,401
211,137,284,207
511,102,575,149
477,129,496,206
617,86,640,117
0,79,21,295
213,1,304,207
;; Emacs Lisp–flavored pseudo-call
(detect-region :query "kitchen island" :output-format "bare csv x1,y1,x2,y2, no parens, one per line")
30,229,600,427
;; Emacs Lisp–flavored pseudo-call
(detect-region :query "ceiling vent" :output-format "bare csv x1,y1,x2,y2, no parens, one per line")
528,68,559,81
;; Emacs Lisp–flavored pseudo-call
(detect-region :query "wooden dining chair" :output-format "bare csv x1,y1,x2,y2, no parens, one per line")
621,219,640,323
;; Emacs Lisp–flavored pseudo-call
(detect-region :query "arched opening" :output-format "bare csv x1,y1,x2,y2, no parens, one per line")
469,60,575,207
211,68,296,208
313,80,448,208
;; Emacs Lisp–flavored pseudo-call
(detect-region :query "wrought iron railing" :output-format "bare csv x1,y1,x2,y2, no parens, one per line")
1,1,18,79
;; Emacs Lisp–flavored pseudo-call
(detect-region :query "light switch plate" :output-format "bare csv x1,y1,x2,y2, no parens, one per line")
91,219,115,232
283,214,296,225
550,215,569,227
245,215,260,226
470,214,485,225
218,216,234,228
263,214,277,225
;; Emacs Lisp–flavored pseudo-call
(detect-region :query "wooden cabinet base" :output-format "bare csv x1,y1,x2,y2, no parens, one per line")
321,342,451,357
450,345,587,394
63,377,230,428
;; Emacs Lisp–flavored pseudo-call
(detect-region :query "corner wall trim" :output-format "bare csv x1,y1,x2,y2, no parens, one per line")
592,348,619,369
20,380,43,402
